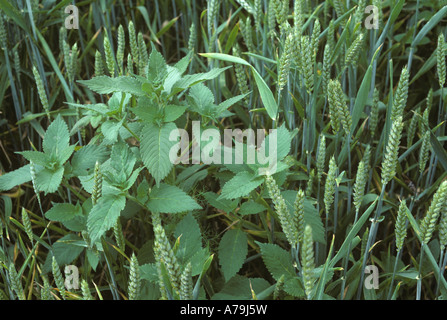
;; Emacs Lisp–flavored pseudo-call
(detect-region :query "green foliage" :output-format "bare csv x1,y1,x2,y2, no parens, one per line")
1,0,447,302
218,228,248,282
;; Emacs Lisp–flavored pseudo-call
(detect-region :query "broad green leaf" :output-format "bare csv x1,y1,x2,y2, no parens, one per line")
174,213,208,275
45,203,83,222
147,43,168,82
0,165,31,191
17,151,49,167
35,167,64,195
78,76,145,96
257,242,296,281
238,201,266,215
218,228,248,282
43,115,72,164
87,194,126,244
140,122,177,185
164,105,187,122
146,183,201,214
71,144,109,176
219,171,264,200
203,191,239,213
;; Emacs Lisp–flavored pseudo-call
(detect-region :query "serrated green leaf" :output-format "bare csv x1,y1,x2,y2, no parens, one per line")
101,119,124,144
43,115,71,164
257,242,296,281
45,203,83,222
174,213,208,275
140,122,177,185
219,171,264,200
35,167,64,195
218,229,248,282
0,165,31,192
164,105,187,122
239,201,266,215
71,145,109,177
203,191,238,213
17,151,50,167
147,45,168,82
87,194,126,244
146,183,201,214
77,76,145,96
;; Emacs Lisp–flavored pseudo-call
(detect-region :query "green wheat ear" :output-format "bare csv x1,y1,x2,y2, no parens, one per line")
437,33,446,88
390,67,409,122
345,32,364,67
240,17,254,52
188,22,196,52
324,156,337,215
138,32,148,75
0,13,7,49
265,174,298,248
439,204,447,251
154,222,182,295
128,253,141,300
294,189,305,243
395,200,408,252
94,50,104,76
41,276,53,300
353,160,367,214
233,45,250,105
103,34,115,77
301,36,314,94
180,262,193,300
81,279,94,300
51,256,66,300
419,130,431,174
128,21,139,70
21,207,33,244
254,0,262,33
328,79,351,135
322,44,331,95
9,263,25,300
316,135,326,183
116,25,125,75
268,0,277,40
420,181,447,245
310,19,320,62
113,218,125,251
381,116,404,186
278,33,294,93
32,65,50,120
301,225,315,300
